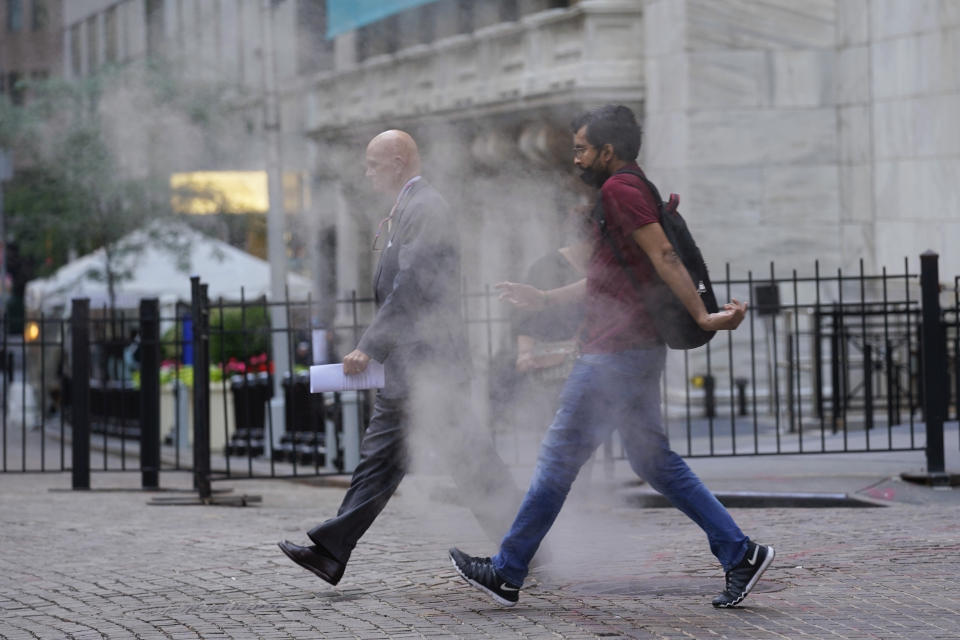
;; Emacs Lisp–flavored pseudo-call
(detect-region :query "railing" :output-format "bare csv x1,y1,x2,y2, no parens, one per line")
3,253,957,490
661,259,926,458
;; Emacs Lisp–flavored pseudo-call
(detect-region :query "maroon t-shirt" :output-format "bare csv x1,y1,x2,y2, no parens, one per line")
580,164,662,353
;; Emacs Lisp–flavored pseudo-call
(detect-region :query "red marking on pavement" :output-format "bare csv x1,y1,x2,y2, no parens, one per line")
864,487,896,500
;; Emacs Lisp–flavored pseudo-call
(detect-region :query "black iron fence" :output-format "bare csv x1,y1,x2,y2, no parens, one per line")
659,254,955,465
2,253,957,491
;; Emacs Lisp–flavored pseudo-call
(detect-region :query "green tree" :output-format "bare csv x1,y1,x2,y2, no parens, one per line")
1,62,246,315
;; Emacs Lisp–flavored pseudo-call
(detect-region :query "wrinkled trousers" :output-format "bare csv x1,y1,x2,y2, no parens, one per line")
309,386,522,567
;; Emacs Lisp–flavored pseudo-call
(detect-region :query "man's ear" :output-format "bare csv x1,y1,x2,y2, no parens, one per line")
600,143,615,164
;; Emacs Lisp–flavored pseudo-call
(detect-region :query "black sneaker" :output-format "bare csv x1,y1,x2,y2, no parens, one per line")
712,541,775,608
449,547,520,606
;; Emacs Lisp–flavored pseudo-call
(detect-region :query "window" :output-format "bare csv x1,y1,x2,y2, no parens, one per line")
86,16,99,72
418,3,436,44
6,0,23,31
356,24,372,61
456,0,473,34
70,23,82,76
500,0,519,22
146,0,165,57
105,7,118,63
31,0,47,30
357,16,399,61
520,0,569,15
212,0,222,70
296,0,333,75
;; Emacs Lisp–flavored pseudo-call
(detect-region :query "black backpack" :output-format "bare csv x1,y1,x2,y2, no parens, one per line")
592,168,718,350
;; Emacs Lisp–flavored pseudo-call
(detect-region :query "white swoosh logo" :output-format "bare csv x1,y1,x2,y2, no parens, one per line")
747,546,760,566
499,583,520,592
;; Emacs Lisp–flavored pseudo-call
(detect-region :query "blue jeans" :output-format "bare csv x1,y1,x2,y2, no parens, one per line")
492,347,749,585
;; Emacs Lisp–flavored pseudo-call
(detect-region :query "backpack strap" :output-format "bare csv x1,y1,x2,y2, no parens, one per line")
614,167,664,209
592,169,664,303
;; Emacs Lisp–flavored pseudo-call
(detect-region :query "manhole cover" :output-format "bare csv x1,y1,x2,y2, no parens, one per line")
565,575,786,597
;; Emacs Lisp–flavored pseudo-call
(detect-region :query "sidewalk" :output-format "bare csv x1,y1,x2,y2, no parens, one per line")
1,430,959,639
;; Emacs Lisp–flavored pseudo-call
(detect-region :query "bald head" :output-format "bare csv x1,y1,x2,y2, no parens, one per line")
365,130,422,196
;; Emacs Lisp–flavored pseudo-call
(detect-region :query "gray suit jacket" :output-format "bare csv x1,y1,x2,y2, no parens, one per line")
357,178,471,398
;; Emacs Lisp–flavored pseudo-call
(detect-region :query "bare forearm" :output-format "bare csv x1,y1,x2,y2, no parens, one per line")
543,278,587,306
632,224,747,333
653,256,708,324
632,225,708,325
496,278,586,312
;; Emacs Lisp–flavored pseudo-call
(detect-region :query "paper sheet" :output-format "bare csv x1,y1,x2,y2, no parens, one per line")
309,360,385,393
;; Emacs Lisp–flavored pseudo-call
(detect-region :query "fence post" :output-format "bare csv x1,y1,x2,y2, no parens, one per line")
139,299,161,489
191,278,212,499
918,251,946,476
830,313,841,433
71,299,90,490
863,343,874,431
703,374,716,418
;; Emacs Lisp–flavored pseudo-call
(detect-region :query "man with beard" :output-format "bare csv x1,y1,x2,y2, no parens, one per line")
449,105,775,609
279,130,522,586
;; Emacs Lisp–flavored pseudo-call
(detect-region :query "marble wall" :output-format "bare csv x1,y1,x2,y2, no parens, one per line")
645,0,960,283
862,0,960,280
645,0,842,280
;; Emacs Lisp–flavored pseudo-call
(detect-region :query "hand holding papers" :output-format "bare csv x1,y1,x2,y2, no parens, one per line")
309,360,385,393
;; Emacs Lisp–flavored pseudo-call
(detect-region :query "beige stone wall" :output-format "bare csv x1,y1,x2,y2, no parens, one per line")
644,0,842,279
645,0,960,281
861,0,960,279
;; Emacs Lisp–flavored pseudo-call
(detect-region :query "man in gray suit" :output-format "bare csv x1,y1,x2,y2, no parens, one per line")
279,130,521,585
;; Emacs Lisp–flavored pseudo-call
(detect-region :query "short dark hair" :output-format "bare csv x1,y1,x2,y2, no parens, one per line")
570,104,642,162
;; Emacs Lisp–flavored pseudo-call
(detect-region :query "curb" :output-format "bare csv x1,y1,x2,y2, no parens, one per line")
624,489,885,509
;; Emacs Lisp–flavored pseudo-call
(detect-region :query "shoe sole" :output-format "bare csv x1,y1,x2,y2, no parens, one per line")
714,546,775,608
449,553,517,607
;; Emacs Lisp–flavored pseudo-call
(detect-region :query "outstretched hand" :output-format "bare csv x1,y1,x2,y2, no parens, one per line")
699,299,748,332
495,281,546,311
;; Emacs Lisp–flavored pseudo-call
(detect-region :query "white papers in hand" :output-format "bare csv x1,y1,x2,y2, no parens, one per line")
309,361,385,393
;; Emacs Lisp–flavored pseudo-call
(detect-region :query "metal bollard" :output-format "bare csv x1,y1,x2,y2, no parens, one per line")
71,299,91,490
735,378,748,416
139,299,161,489
919,251,946,475
863,343,874,432
190,278,212,499
703,374,716,419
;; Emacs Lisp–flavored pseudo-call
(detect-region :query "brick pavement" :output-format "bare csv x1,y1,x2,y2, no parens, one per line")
2,451,960,640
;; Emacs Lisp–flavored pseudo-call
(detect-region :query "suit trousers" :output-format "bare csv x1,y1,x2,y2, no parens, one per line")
308,387,522,568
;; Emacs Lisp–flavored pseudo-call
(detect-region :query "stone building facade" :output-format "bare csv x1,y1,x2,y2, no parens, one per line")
0,0,61,106
53,0,960,329
644,0,960,283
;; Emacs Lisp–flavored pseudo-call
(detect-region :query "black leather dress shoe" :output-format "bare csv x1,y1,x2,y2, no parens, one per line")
277,540,345,585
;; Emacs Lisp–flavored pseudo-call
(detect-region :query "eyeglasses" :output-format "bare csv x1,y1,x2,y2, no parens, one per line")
573,145,593,159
